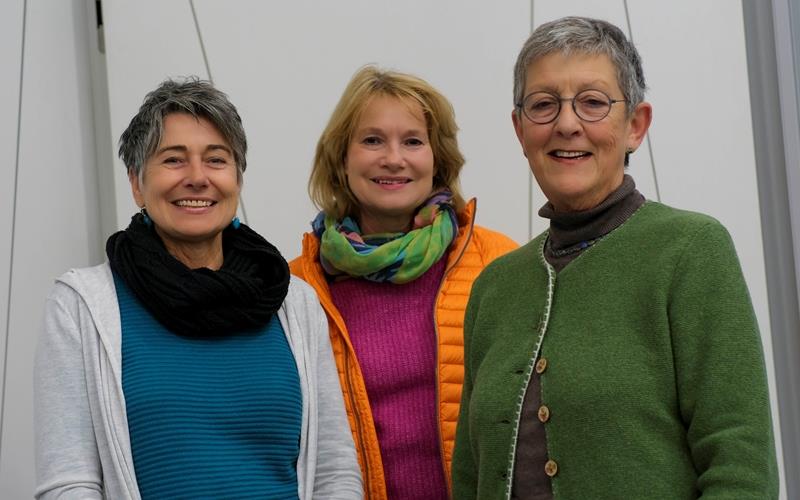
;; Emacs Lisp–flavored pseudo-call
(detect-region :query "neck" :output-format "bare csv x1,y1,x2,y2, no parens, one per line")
157,228,224,270
539,174,645,272
358,212,413,234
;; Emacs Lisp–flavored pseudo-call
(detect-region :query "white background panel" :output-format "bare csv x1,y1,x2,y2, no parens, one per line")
103,0,209,231
0,0,100,497
0,0,24,433
191,0,531,255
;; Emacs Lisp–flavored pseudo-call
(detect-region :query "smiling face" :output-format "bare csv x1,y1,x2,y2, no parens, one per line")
512,51,651,212
345,95,435,233
130,112,240,257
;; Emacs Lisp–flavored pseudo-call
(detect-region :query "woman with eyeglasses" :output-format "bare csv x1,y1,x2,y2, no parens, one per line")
452,16,778,499
290,66,517,499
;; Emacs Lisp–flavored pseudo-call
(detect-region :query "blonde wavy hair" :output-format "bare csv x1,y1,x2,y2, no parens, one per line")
308,65,466,220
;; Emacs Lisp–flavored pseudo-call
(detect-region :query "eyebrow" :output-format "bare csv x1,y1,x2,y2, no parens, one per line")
529,80,611,95
355,127,428,137
155,144,233,155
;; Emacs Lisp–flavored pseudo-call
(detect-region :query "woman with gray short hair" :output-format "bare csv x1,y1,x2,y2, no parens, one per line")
452,16,778,499
34,78,362,499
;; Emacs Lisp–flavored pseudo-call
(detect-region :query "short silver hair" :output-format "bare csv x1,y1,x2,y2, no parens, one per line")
513,16,646,116
118,77,247,179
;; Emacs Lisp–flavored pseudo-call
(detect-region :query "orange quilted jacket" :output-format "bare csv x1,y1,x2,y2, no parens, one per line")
289,200,518,499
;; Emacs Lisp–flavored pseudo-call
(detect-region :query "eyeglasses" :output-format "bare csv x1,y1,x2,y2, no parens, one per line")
517,89,626,124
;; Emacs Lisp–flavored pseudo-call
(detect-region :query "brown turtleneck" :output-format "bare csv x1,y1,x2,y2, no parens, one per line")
510,174,645,500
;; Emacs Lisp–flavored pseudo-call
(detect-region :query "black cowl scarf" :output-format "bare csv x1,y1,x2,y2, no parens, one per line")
106,213,290,338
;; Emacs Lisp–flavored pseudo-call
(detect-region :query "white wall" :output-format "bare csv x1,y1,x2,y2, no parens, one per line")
0,0,788,497
102,0,533,255
0,1,101,498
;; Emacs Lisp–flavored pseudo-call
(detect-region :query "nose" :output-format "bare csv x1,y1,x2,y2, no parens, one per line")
553,100,582,137
185,156,209,188
383,142,404,170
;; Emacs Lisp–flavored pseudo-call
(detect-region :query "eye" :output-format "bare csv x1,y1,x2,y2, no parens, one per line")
405,137,425,147
577,91,609,109
206,156,229,168
362,136,382,146
525,93,558,114
163,156,184,166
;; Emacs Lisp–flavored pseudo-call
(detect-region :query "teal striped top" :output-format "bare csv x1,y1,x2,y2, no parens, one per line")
115,274,302,499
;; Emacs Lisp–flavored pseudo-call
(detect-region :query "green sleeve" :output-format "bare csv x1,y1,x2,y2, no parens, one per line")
451,279,481,500
668,220,778,498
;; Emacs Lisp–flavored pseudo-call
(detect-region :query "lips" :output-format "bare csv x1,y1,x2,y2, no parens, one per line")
371,177,411,185
174,199,215,207
549,150,592,159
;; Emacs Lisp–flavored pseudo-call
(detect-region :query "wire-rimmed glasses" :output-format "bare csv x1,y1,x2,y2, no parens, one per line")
517,89,626,124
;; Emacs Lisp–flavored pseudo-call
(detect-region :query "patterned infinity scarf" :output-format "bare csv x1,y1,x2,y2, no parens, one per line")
313,190,458,284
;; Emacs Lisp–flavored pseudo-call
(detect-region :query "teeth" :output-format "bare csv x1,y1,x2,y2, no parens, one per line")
553,150,589,158
374,179,408,185
176,200,213,207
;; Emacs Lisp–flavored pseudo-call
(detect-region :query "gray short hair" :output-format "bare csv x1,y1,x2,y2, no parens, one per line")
513,16,646,116
118,77,247,179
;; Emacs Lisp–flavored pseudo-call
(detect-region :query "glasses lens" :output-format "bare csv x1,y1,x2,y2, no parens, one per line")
575,90,611,121
523,92,559,123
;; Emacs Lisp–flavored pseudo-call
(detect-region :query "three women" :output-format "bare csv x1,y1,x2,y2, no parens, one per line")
35,17,779,500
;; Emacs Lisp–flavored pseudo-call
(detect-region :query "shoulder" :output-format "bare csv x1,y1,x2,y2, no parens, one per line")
284,275,323,312
636,201,727,235
288,233,320,280
470,234,546,297
628,201,736,256
482,232,545,274
469,225,519,259
49,262,114,307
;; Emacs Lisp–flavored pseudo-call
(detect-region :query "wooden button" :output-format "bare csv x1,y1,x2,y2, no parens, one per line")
535,357,548,374
544,459,558,477
537,405,550,423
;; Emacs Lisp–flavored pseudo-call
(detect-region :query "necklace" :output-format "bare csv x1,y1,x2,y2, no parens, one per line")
547,235,604,257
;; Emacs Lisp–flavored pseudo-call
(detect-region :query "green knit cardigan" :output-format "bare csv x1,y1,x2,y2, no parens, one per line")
452,201,778,499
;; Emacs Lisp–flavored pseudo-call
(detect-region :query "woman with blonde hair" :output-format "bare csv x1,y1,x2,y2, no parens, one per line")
291,66,517,499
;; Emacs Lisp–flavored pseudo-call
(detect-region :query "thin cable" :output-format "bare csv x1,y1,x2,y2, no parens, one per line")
528,0,536,239
623,0,661,202
189,0,213,83
188,0,249,224
0,0,28,464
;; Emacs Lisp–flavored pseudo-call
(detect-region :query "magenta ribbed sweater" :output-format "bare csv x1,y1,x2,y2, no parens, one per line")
330,258,448,500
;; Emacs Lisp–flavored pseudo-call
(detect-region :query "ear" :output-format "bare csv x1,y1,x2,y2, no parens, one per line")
626,101,653,151
511,109,528,158
129,170,145,208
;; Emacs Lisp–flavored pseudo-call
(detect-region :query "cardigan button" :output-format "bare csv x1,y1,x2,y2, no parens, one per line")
544,459,559,477
537,405,550,423
535,357,548,374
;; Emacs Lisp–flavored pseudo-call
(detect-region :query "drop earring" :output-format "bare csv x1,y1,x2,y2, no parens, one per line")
140,207,152,227
231,216,241,229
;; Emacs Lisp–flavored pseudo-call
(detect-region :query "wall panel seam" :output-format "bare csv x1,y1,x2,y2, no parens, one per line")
1,0,28,470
